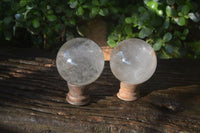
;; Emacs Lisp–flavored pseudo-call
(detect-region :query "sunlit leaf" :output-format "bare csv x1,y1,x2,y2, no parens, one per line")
189,12,200,22
107,39,116,47
174,17,186,26
166,6,172,17
146,1,158,10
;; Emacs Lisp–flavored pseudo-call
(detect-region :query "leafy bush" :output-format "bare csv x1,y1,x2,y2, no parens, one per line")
0,0,200,58
106,0,200,58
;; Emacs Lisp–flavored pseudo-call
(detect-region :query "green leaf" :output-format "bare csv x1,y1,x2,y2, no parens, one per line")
47,15,57,22
19,0,31,7
126,35,133,39
175,17,186,26
108,34,118,41
166,6,172,17
100,0,107,6
156,10,163,16
90,7,99,18
178,12,183,17
153,43,162,51
139,27,152,39
99,8,108,16
99,9,104,16
32,19,40,28
92,0,99,6
182,5,190,15
153,39,163,51
69,19,75,25
138,6,146,13
180,36,186,40
15,14,22,20
125,17,134,24
124,25,132,35
47,10,54,15
146,1,158,10
165,45,174,53
77,7,84,16
188,12,200,22
166,0,175,5
140,12,150,21
107,39,116,47
163,19,170,29
163,32,172,42
26,5,33,10
69,1,78,8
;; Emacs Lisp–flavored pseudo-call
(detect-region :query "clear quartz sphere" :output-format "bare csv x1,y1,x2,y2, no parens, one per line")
110,38,157,84
56,38,104,85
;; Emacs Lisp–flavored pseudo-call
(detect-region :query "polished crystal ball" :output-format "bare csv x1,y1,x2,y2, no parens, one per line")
110,38,157,84
56,38,104,85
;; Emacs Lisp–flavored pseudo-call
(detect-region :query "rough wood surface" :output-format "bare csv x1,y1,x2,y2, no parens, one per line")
0,53,200,133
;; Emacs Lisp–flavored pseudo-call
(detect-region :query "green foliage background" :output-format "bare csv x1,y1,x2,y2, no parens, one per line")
0,0,200,58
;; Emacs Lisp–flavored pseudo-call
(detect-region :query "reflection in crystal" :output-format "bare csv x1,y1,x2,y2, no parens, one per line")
118,51,131,65
67,58,77,66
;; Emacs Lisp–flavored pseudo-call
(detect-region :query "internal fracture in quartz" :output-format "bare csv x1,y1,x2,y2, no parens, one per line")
56,38,104,85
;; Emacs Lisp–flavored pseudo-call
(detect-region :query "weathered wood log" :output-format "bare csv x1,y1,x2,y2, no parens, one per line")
0,55,200,133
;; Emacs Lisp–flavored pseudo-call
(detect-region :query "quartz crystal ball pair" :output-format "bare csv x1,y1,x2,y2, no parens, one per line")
56,38,157,86
56,38,157,104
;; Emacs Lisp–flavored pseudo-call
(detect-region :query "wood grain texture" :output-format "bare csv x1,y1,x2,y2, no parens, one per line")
0,53,200,133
